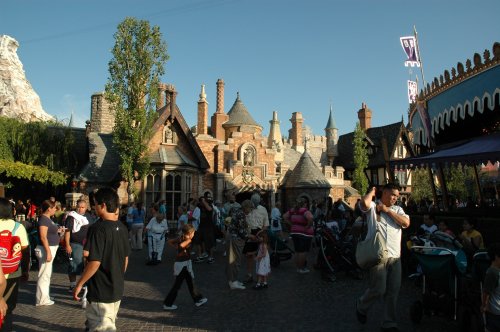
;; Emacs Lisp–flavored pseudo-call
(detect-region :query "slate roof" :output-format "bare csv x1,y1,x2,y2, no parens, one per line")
79,132,121,183
325,107,337,129
149,145,198,167
283,151,331,189
335,121,407,170
223,93,260,128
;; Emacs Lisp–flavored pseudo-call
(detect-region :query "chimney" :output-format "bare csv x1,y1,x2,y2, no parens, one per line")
90,92,115,134
197,84,208,135
156,83,167,110
216,78,224,114
290,112,304,152
358,102,372,130
211,79,229,141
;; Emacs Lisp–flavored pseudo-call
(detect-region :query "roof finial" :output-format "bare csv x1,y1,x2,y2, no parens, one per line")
198,84,207,102
236,91,240,100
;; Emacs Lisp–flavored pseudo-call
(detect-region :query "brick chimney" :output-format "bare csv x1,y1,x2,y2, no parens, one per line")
216,78,224,114
358,102,372,130
211,78,228,141
289,112,304,152
197,84,208,135
156,83,167,110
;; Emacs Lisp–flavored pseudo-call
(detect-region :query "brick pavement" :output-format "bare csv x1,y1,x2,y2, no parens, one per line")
13,242,460,332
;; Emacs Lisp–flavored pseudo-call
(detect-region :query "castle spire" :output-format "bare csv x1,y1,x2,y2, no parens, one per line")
268,111,284,162
325,104,337,130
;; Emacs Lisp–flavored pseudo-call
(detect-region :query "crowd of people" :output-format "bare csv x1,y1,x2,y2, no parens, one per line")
0,185,499,331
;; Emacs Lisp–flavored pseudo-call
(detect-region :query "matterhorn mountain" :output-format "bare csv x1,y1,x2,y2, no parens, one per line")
0,35,54,122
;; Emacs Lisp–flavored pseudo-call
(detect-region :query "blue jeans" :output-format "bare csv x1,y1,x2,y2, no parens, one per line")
68,242,84,275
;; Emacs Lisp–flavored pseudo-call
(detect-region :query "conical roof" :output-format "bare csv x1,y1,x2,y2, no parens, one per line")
284,151,331,189
325,105,337,130
223,93,260,128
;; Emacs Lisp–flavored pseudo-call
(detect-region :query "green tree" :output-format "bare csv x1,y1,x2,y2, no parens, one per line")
445,164,476,202
352,122,369,194
410,168,433,203
0,117,77,187
105,17,169,201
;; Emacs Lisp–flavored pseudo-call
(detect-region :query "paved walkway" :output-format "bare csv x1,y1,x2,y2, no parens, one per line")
13,241,460,331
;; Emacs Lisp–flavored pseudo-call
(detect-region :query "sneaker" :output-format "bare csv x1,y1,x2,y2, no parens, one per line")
229,281,246,290
207,257,215,264
194,257,205,263
253,283,264,290
195,298,208,307
163,304,178,310
200,252,209,259
297,268,310,274
36,300,55,306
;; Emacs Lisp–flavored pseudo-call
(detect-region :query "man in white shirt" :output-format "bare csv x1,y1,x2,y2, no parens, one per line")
355,184,410,332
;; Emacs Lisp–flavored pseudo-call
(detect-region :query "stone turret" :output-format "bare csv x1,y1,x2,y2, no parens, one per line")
268,111,284,162
325,104,338,165
358,102,372,130
211,78,228,141
289,112,304,153
90,92,115,134
197,84,208,135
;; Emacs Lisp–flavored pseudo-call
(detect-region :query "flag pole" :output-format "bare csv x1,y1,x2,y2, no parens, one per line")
414,25,427,87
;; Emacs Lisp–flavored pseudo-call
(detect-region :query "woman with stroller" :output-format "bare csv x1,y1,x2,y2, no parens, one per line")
145,205,169,264
283,197,314,274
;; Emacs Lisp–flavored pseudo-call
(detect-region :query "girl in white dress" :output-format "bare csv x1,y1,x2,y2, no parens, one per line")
254,230,270,290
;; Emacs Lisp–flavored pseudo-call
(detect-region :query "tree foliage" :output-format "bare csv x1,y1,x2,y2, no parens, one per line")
410,168,433,203
445,164,477,201
0,160,67,186
106,17,169,199
352,122,369,194
0,117,76,186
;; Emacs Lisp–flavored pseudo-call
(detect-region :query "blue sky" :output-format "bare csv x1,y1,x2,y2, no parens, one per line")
2,0,499,137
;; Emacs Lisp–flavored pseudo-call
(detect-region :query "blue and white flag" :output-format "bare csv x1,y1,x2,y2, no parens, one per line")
400,36,420,67
407,80,418,103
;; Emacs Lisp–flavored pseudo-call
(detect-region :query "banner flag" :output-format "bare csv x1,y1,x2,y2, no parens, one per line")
400,36,420,67
407,80,418,103
416,101,432,146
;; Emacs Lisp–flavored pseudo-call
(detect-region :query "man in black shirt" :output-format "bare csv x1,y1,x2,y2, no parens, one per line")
73,187,130,331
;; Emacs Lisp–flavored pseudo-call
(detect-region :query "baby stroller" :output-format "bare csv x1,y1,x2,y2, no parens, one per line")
314,219,361,282
268,229,294,267
409,231,468,324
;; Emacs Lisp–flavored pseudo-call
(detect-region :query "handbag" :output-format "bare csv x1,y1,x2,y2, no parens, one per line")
355,230,388,269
